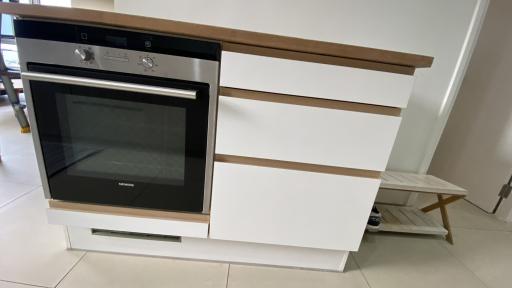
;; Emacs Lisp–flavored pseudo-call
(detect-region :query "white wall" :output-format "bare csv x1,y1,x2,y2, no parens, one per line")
429,0,512,219
40,0,70,6
39,0,113,10
71,0,113,11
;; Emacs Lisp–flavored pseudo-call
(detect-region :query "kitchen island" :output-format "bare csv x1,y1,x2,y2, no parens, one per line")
0,2,433,271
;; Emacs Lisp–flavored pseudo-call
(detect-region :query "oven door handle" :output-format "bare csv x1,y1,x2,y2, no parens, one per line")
21,72,197,100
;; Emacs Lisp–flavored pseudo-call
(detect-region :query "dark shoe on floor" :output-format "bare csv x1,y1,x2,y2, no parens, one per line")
366,205,381,232
370,205,382,218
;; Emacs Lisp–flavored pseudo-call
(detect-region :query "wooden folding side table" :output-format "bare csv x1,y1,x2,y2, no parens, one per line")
377,171,468,244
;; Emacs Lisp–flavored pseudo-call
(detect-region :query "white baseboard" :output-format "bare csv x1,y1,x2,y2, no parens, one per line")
67,226,349,272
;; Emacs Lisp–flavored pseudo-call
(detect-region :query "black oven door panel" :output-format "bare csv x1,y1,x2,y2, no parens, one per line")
28,64,209,212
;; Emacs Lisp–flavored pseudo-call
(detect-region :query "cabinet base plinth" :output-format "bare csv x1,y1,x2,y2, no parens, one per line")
65,226,349,272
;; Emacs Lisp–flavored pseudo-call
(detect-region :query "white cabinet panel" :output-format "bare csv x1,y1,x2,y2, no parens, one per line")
216,96,401,171
220,52,414,108
210,162,380,251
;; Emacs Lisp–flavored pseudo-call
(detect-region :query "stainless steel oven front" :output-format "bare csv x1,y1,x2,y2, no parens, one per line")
14,20,220,214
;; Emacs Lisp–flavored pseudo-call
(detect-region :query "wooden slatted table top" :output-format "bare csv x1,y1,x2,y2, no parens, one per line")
0,2,433,69
380,171,467,196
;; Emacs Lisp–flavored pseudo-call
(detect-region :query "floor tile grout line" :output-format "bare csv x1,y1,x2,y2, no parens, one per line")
0,178,39,188
225,264,231,288
349,254,373,288
0,279,50,288
0,177,41,189
355,233,493,288
0,185,41,209
421,206,512,233
462,198,497,215
0,176,41,187
424,217,512,233
53,252,88,288
434,238,492,288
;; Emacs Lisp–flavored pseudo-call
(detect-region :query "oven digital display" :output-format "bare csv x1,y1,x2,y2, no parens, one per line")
105,35,127,48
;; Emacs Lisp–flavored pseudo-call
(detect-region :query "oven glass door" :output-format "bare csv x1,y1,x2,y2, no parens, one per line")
26,64,210,213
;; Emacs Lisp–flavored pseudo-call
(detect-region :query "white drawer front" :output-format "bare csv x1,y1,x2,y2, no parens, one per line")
210,162,380,251
220,52,414,108
216,96,401,171
47,208,209,238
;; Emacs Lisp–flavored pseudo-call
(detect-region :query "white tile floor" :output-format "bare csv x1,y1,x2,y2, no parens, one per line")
1,96,512,288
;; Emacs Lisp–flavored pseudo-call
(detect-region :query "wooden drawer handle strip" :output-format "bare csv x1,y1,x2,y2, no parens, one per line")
48,200,210,223
223,42,415,75
215,154,381,179
219,87,401,117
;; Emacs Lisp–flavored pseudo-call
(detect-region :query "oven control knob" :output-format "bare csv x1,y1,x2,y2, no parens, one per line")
74,48,94,61
141,56,154,69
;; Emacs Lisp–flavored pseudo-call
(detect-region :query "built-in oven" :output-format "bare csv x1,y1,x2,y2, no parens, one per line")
14,20,220,213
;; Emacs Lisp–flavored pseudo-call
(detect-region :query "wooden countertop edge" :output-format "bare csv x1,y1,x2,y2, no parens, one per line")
0,3,433,68
48,200,211,223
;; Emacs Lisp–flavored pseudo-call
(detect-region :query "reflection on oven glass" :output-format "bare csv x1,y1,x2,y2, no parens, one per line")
46,93,186,186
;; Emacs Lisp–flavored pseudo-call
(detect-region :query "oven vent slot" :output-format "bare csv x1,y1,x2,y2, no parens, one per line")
91,228,182,243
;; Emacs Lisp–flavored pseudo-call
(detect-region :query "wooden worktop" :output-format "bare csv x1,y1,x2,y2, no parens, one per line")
0,2,433,71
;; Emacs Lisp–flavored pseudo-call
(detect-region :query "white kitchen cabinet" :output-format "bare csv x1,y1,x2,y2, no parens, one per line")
216,96,402,171
220,52,414,108
7,1,433,272
209,162,381,251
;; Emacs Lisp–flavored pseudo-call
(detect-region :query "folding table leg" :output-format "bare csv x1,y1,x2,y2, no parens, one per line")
437,194,454,244
1,33,30,133
1,78,30,133
421,195,463,213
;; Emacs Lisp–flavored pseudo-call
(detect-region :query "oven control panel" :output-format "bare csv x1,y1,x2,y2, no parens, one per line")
36,40,219,85
14,19,220,82
103,50,129,63
72,45,162,74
